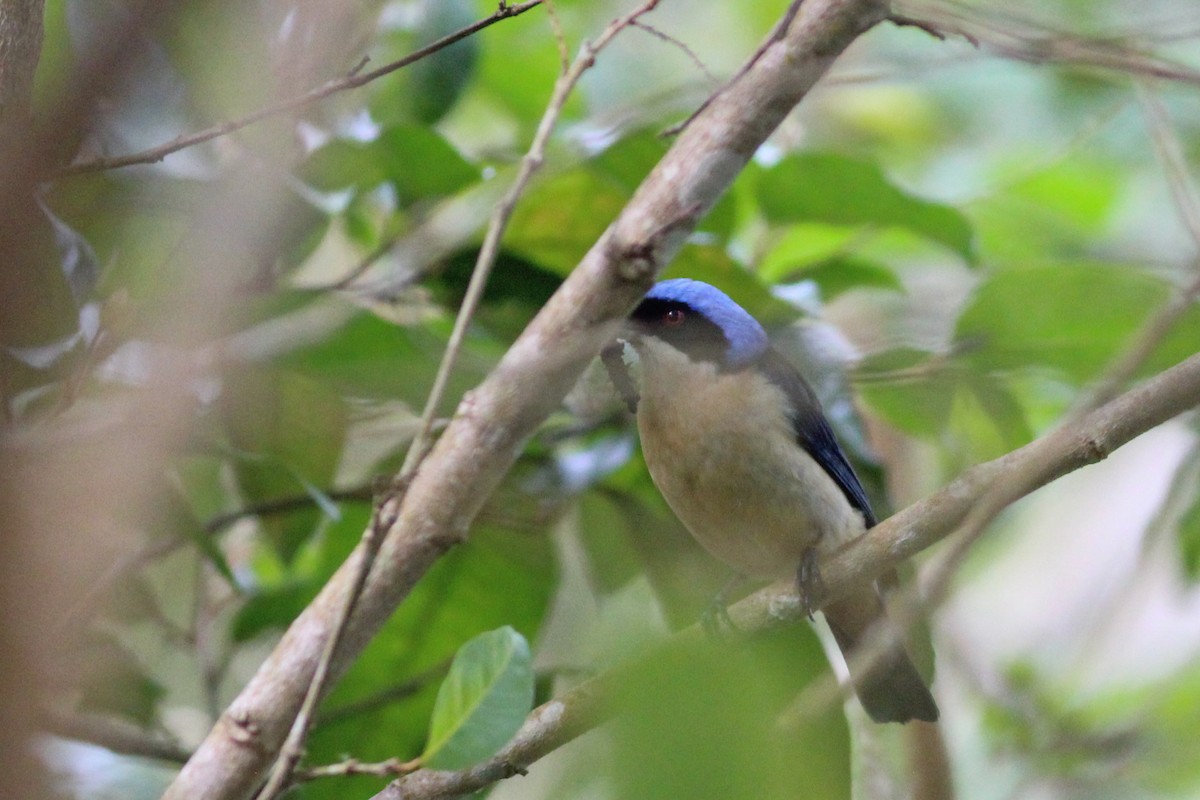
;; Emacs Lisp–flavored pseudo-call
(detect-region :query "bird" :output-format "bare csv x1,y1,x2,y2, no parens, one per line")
622,278,938,724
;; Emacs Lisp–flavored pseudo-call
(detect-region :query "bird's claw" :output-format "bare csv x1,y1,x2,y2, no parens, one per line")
796,548,828,620
699,600,739,640
699,573,747,639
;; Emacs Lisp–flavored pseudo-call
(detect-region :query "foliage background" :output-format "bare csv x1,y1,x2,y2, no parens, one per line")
4,0,1200,798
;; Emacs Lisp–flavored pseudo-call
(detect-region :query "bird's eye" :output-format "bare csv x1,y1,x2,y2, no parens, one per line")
663,308,686,326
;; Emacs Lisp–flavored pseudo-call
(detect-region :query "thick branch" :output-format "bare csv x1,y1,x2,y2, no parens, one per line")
160,2,890,799
377,349,1200,800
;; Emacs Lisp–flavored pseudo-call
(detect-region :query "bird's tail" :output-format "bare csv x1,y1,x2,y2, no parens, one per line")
823,589,939,724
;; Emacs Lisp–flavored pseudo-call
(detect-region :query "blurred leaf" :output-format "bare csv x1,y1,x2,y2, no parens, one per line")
787,256,903,299
301,127,478,203
506,170,629,274
303,511,557,774
1140,301,1200,380
1177,492,1200,582
590,128,668,193
422,626,534,770
610,628,849,800
955,263,1167,384
276,307,503,411
1008,156,1123,232
576,491,646,594
428,248,561,341
233,583,313,642
0,201,82,361
409,0,479,124
77,634,166,727
967,374,1034,451
475,18,583,129
44,201,100,304
222,368,348,562
755,153,975,262
758,223,868,283
855,348,954,438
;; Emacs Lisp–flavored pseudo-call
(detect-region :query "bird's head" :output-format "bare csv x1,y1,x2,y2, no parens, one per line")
628,279,769,370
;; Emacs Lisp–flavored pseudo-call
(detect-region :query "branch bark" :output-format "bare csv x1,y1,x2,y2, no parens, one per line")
160,1,891,798
375,349,1200,800
0,0,43,129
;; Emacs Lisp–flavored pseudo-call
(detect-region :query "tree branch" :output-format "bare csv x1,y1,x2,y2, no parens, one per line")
160,2,891,799
401,0,661,474
374,349,1200,800
42,710,193,765
56,0,545,177
0,0,44,130
894,0,1200,86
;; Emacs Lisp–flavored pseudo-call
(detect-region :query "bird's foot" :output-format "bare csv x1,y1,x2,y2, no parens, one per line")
699,574,747,639
796,548,828,620
700,601,738,640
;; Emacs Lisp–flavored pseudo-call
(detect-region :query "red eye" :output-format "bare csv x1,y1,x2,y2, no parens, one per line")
663,308,686,326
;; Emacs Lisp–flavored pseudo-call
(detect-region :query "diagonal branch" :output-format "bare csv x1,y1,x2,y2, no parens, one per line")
160,2,892,798
56,0,545,177
375,349,1200,800
894,0,1200,87
401,0,662,474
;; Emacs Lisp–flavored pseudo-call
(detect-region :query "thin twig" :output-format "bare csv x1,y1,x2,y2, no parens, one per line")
159,3,902,795
797,78,1200,722
42,710,194,764
254,484,405,800
895,0,1200,87
661,0,803,137
203,486,374,535
1073,84,1200,413
374,350,1200,800
544,0,570,74
296,756,421,782
56,1,545,177
400,0,663,476
316,660,451,727
630,20,717,84
315,233,405,292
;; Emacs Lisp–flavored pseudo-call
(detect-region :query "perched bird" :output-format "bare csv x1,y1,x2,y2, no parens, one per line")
624,278,937,724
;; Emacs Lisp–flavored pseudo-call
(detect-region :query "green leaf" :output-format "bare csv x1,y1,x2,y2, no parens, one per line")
408,0,479,124
955,263,1168,384
786,256,903,299
300,127,478,202
590,129,669,194
221,368,348,562
755,153,975,262
967,374,1034,451
299,140,382,192
232,583,313,642
374,126,479,201
611,627,849,800
304,512,556,773
1177,492,1200,582
576,491,645,594
855,348,955,438
77,633,166,727
758,223,865,283
421,626,534,770
506,170,629,274
276,306,504,409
